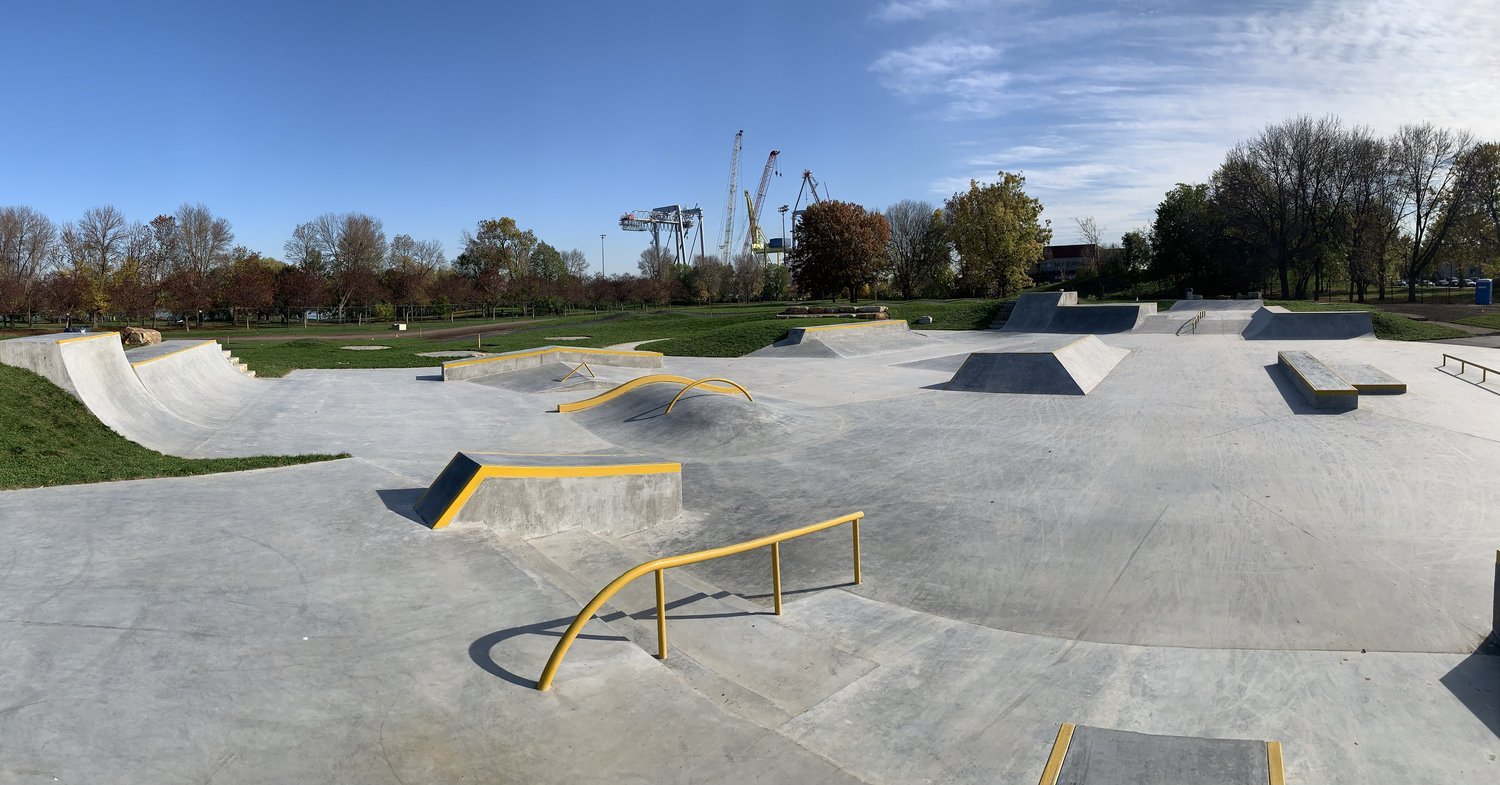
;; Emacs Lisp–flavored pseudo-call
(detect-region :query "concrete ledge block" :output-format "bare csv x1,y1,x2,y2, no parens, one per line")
1278,350,1358,410
416,452,681,534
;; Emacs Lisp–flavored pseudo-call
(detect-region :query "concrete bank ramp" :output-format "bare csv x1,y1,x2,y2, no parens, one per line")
752,319,927,358
1041,723,1282,785
441,345,664,382
1136,299,1262,335
1000,292,1156,334
570,382,812,456
1242,305,1374,340
0,332,213,453
127,340,263,427
414,452,681,533
945,335,1129,395
466,362,624,394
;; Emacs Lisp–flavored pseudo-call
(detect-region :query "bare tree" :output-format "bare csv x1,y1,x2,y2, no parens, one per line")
287,212,387,321
74,206,128,325
1389,123,1476,301
885,199,945,299
0,206,56,325
560,248,589,279
175,203,233,275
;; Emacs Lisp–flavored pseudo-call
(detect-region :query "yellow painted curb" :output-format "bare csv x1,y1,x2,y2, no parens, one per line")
1267,740,1285,785
55,331,120,345
431,461,681,529
799,319,908,333
1037,723,1075,785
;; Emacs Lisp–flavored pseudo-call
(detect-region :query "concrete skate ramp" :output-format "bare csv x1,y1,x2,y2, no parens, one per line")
0,332,212,453
441,345,664,381
128,340,262,427
1166,299,1264,312
414,452,681,533
945,335,1129,395
466,362,620,394
1001,291,1156,334
570,382,808,456
1242,306,1374,340
1040,723,1281,785
752,319,927,358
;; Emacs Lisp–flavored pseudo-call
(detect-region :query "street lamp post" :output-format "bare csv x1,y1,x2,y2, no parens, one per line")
599,234,606,278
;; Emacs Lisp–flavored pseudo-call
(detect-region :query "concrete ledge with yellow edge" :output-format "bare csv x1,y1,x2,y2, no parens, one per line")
1327,362,1407,395
555,374,749,413
440,345,664,382
414,452,681,536
1278,350,1358,411
1038,722,1285,785
786,318,910,342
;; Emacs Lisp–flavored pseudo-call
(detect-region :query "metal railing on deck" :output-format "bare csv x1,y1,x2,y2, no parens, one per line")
534,511,864,691
1187,309,1207,334
1441,353,1497,383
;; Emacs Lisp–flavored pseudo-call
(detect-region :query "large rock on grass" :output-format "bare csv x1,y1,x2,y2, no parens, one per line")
120,327,162,346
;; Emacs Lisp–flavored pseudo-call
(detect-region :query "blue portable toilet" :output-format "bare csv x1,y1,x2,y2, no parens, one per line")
1477,279,1493,306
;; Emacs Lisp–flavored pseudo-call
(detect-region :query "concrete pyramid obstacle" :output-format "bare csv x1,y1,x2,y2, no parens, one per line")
945,335,1129,395
1000,291,1156,334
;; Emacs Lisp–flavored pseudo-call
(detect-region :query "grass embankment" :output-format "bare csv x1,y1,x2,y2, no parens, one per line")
1265,300,1469,341
0,364,345,489
1456,314,1500,330
225,300,1008,375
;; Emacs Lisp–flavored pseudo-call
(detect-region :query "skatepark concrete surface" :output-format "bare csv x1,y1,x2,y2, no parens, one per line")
3,325,1500,784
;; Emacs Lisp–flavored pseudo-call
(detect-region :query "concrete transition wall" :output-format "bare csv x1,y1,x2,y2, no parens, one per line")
754,319,927,358
946,335,1129,395
415,452,682,535
1001,292,1157,334
441,346,664,382
1242,306,1374,340
129,340,262,427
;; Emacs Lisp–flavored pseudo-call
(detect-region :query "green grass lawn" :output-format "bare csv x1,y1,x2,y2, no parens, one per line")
224,300,1007,376
1266,300,1469,341
0,364,345,489
1456,314,1500,330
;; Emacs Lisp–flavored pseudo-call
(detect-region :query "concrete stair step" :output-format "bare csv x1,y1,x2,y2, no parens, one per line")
989,299,1017,329
521,527,878,727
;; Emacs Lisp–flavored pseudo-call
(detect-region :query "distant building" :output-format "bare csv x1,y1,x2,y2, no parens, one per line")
1031,244,1097,282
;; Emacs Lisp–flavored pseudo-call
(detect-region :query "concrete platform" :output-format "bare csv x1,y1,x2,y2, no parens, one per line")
1001,291,1157,334
1244,306,1375,340
4,328,1500,784
945,335,1129,395
414,452,681,533
1279,350,1360,410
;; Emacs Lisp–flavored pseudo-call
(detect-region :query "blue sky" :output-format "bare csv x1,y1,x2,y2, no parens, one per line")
3,0,1496,273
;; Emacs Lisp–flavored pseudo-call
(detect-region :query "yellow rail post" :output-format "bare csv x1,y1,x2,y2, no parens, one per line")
533,511,864,691
853,518,862,584
664,377,753,414
655,569,667,659
559,360,595,383
771,542,783,615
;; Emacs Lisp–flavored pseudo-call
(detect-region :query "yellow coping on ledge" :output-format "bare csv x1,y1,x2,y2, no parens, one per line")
555,374,743,413
431,460,681,529
1278,352,1355,396
798,319,908,333
54,331,121,345
1266,740,1285,785
444,345,663,370
1037,722,1076,785
129,340,219,367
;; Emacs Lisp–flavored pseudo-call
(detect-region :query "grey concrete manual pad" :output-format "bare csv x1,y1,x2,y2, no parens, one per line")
1056,726,1270,785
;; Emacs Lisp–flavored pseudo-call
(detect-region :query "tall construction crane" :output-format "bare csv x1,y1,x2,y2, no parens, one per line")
619,205,705,272
790,170,828,251
742,190,765,254
742,150,780,254
718,130,742,263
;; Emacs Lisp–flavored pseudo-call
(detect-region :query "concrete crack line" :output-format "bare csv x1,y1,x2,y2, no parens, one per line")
1073,503,1170,643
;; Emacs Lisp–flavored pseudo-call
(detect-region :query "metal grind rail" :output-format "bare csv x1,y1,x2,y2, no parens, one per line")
534,511,864,691
1440,353,1498,383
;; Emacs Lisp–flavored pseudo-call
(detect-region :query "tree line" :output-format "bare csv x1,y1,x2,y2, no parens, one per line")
1139,117,1500,301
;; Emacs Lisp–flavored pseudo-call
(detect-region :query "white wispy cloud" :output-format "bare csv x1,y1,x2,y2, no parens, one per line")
874,0,1500,242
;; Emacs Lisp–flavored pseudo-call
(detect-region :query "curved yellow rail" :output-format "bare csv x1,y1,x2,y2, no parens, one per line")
558,360,595,383
664,377,753,414
555,374,743,413
535,511,864,691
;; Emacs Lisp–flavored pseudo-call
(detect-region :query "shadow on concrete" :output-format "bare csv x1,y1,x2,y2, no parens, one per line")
1262,364,1349,415
415,374,443,382
1439,644,1500,738
376,488,430,527
471,591,766,689
743,581,858,601
1434,366,1500,397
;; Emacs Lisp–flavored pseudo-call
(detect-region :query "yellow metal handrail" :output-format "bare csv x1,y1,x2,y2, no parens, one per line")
664,377,753,413
534,510,864,691
558,360,595,383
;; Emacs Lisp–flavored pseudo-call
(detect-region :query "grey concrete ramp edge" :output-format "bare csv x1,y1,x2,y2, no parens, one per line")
415,452,682,534
442,345,664,381
1167,299,1264,312
946,336,1128,395
1002,292,1157,334
1052,725,1273,785
0,332,214,453
1243,307,1374,340
754,319,926,358
129,340,264,427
